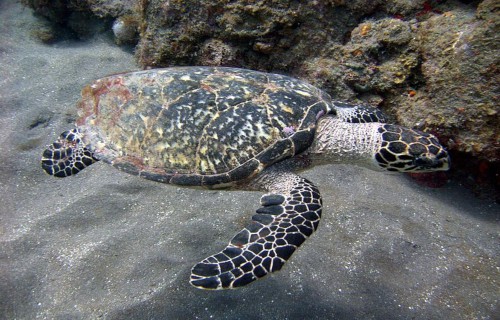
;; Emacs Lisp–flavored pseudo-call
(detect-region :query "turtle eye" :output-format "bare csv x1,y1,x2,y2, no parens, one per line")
413,154,437,167
412,152,450,171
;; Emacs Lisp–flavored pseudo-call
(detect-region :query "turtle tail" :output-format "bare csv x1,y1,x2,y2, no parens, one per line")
41,128,98,177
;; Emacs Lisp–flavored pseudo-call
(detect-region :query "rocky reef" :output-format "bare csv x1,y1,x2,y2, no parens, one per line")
21,0,499,198
20,0,139,41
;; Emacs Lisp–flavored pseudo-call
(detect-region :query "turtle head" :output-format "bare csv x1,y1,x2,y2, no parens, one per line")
375,124,450,172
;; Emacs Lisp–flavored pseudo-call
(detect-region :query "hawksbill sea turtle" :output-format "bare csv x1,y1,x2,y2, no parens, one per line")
41,67,450,289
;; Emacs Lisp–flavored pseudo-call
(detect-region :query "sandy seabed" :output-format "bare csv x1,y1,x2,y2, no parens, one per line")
1,2,498,319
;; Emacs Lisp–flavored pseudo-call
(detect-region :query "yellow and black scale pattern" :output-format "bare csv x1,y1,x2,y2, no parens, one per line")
78,67,333,186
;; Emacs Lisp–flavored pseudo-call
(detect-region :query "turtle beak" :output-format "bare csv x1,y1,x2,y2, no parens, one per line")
413,151,450,171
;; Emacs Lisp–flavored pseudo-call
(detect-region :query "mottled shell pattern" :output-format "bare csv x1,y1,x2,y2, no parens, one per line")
77,67,333,186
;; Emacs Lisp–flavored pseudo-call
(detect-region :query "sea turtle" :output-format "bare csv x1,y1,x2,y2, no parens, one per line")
41,67,450,290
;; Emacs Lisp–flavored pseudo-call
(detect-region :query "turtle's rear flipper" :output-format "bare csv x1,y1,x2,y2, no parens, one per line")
41,128,97,177
190,171,322,289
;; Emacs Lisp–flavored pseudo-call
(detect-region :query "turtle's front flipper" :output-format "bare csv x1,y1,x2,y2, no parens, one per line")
333,101,388,123
190,170,322,289
41,128,98,177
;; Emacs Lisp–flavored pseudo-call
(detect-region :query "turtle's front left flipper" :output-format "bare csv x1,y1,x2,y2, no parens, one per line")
190,170,322,289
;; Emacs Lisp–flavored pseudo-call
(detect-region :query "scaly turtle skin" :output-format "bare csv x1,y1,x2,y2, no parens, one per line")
41,67,450,290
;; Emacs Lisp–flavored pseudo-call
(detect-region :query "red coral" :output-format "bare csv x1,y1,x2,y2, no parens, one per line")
416,1,443,17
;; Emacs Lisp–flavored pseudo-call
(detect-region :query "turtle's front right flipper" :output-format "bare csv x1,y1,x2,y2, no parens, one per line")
332,101,388,123
41,128,98,177
190,171,322,289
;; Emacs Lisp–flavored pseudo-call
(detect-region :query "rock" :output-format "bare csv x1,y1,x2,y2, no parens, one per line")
198,39,239,66
21,0,137,19
112,14,140,45
397,4,499,161
20,0,138,39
